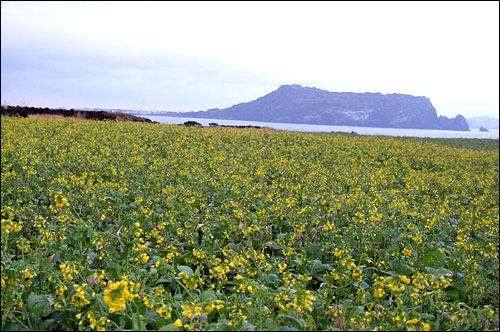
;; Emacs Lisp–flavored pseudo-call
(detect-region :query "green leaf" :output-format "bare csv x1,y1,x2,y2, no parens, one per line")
347,305,365,319
277,314,306,330
132,313,147,331
264,318,279,330
291,260,302,269
1,322,26,331
177,265,193,277
304,243,322,260
95,293,107,311
424,267,453,277
388,259,413,276
157,263,175,275
356,281,370,289
29,314,41,329
149,268,158,280
306,259,326,276
26,294,52,317
444,288,460,301
139,269,148,278
241,322,257,331
39,318,56,330
323,273,334,286
381,270,397,277
159,323,175,331
263,273,281,287
145,308,161,322
417,248,447,269
200,290,216,302
107,261,122,279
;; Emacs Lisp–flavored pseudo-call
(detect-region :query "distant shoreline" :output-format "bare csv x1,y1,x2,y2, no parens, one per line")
138,114,500,139
1,105,157,123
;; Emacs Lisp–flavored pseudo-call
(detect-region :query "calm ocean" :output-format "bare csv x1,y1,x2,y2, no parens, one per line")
138,115,499,139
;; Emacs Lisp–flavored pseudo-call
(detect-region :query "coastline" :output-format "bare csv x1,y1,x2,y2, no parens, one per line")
1,105,157,123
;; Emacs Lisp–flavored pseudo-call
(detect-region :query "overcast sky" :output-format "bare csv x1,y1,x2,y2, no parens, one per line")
1,1,499,119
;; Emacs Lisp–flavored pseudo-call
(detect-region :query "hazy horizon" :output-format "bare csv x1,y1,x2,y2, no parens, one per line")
2,1,499,119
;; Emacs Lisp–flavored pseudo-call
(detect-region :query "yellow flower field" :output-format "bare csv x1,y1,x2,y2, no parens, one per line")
1,116,498,330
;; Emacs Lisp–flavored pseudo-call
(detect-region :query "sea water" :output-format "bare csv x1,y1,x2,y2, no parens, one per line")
139,115,499,139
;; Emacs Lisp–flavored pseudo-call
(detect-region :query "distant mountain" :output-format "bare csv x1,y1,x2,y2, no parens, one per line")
466,116,499,130
162,84,470,131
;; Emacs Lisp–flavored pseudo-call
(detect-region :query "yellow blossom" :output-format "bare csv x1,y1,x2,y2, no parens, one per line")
373,288,385,299
173,318,183,327
103,280,139,313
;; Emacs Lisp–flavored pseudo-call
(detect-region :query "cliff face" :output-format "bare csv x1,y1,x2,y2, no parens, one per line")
173,84,470,131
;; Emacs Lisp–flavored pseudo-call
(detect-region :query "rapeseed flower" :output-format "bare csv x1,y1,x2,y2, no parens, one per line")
103,280,139,313
71,283,91,307
373,288,385,299
54,193,70,208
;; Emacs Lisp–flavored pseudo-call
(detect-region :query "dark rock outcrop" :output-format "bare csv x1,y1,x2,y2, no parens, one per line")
211,124,262,129
182,121,202,127
1,105,156,123
180,120,262,130
479,126,489,132
163,84,470,131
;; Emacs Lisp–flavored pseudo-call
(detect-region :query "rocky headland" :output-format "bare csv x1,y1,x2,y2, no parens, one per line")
162,84,470,131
